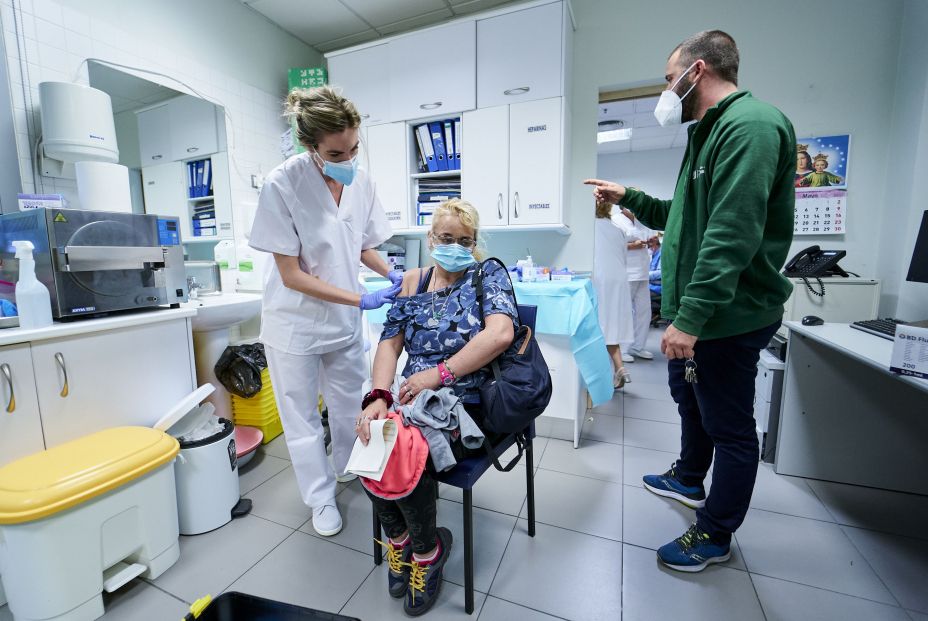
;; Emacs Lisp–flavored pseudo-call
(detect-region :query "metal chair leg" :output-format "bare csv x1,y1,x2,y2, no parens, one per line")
463,488,474,615
373,511,382,565
525,437,536,537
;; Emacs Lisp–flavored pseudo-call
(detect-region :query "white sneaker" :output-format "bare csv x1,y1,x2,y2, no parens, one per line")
312,504,343,537
622,353,635,363
336,471,358,483
632,349,655,360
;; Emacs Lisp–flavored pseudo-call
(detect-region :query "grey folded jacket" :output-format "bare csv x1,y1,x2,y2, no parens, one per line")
399,388,485,471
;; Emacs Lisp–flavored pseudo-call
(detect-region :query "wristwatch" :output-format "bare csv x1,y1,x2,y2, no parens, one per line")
437,361,457,387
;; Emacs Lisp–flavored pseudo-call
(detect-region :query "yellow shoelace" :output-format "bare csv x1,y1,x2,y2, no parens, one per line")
408,561,427,602
375,538,409,575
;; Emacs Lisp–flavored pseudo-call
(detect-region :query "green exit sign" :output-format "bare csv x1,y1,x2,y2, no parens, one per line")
288,67,327,90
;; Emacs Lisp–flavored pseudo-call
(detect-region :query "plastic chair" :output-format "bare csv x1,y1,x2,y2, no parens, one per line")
371,305,539,615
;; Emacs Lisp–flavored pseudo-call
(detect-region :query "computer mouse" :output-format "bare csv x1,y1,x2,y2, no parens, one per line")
802,315,824,326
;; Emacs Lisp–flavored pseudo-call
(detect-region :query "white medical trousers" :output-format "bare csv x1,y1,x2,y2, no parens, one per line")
265,340,366,509
629,280,651,352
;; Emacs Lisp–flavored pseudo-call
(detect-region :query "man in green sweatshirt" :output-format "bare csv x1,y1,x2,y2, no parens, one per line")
585,30,795,572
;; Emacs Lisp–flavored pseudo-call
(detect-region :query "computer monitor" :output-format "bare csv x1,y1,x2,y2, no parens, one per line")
907,210,928,284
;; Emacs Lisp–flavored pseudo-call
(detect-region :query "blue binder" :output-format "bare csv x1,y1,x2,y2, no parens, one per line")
195,160,205,197
204,159,212,197
429,121,448,171
453,118,462,169
417,124,438,173
443,120,456,170
187,162,195,198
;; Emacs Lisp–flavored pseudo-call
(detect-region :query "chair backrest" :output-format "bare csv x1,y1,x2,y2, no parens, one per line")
517,305,537,332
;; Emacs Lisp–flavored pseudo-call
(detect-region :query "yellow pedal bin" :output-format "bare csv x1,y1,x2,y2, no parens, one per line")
0,427,180,621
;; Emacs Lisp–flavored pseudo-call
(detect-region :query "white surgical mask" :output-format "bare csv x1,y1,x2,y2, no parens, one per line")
653,62,699,127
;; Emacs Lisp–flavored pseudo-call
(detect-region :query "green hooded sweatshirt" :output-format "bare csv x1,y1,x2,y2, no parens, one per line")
620,90,796,340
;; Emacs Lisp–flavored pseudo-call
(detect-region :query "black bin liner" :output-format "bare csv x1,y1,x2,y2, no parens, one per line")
192,591,360,620
214,343,267,398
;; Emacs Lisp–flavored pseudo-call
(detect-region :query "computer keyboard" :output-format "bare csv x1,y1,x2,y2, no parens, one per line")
850,318,907,340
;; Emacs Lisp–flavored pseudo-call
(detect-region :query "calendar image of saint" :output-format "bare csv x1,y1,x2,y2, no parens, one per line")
795,135,849,189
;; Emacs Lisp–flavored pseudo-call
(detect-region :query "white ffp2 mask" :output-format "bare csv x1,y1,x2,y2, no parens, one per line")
653,62,699,127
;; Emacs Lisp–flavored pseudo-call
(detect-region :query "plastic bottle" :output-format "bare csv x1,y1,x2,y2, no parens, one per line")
12,240,52,329
523,255,535,282
213,239,237,293
235,239,262,292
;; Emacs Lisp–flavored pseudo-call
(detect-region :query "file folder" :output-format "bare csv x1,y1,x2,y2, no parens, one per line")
187,162,195,198
195,160,205,197
413,126,428,173
417,124,438,173
443,120,456,170
429,121,448,171
204,159,212,197
453,118,462,169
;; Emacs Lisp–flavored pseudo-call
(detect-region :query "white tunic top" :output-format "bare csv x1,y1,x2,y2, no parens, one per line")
612,212,651,281
593,218,634,346
249,153,392,355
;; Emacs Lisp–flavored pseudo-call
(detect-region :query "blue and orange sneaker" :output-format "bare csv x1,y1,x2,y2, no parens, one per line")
658,523,731,572
405,527,453,617
376,538,413,599
643,464,706,509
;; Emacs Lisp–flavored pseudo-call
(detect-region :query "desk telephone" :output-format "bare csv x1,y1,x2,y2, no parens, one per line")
783,245,848,297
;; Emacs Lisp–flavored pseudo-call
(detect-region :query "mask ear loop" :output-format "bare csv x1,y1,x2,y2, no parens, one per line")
309,146,326,172
671,61,700,101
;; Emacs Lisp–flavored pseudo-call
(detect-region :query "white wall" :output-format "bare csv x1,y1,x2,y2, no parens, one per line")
877,0,928,318
540,0,905,278
596,148,684,209
0,0,320,245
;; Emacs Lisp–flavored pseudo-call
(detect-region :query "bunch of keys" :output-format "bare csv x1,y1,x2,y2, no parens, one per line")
684,357,698,384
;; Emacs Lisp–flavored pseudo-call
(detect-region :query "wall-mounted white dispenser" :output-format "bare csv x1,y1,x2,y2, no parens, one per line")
38,82,119,178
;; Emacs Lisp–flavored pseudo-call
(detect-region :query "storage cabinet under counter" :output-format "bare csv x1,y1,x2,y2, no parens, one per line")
0,308,197,466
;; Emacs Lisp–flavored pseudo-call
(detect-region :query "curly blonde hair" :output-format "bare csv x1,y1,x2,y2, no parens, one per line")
285,86,361,149
430,198,486,261
595,201,613,219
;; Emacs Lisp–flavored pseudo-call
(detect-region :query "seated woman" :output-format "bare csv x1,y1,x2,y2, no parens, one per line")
356,198,517,616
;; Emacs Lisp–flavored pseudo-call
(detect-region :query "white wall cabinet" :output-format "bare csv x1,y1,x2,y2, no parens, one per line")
0,343,45,467
137,103,172,164
366,122,409,230
476,2,565,109
463,97,562,226
461,106,509,227
142,160,187,231
137,96,219,164
168,96,219,160
388,21,476,122
327,44,391,125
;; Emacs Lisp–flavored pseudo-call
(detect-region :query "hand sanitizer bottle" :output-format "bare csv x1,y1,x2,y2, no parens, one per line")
12,240,53,329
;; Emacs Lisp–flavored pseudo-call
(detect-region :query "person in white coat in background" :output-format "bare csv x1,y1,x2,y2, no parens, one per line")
249,86,401,537
593,200,634,388
613,206,656,362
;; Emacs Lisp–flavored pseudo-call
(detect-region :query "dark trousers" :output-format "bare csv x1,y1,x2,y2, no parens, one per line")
366,472,438,555
668,321,780,544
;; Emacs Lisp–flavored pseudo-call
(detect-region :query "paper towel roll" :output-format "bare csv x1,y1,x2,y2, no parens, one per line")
75,161,132,213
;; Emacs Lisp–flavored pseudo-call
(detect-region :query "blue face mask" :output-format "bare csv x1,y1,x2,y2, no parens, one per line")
312,149,358,186
431,244,476,273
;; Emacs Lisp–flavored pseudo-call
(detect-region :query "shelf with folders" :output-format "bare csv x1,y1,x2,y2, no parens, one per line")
185,156,221,239
409,116,462,229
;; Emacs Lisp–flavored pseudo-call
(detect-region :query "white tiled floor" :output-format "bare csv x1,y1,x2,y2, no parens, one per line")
3,328,927,620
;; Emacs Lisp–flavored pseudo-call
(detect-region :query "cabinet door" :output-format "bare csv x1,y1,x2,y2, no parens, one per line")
0,344,44,467
169,96,219,161
366,122,409,230
462,106,509,227
210,152,234,238
477,2,564,109
328,45,391,126
142,162,190,240
389,21,476,121
32,319,195,448
136,104,172,164
508,97,561,225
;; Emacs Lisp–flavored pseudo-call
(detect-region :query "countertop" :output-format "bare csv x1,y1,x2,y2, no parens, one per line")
0,306,197,347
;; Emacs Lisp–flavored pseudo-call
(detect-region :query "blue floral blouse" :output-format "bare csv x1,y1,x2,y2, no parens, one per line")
381,261,519,404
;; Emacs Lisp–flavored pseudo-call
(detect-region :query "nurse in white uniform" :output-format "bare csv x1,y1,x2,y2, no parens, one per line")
593,201,634,388
613,206,656,361
249,87,400,537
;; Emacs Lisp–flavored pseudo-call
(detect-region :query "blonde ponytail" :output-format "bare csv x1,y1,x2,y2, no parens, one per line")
285,86,361,149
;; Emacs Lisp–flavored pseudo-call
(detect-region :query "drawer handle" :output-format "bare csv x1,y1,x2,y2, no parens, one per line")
1,363,14,413
513,191,520,218
419,102,442,110
504,86,530,96
497,192,503,220
186,147,199,153
152,155,163,160
54,352,69,398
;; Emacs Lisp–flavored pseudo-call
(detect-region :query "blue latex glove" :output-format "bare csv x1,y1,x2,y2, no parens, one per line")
360,282,401,310
387,270,404,286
